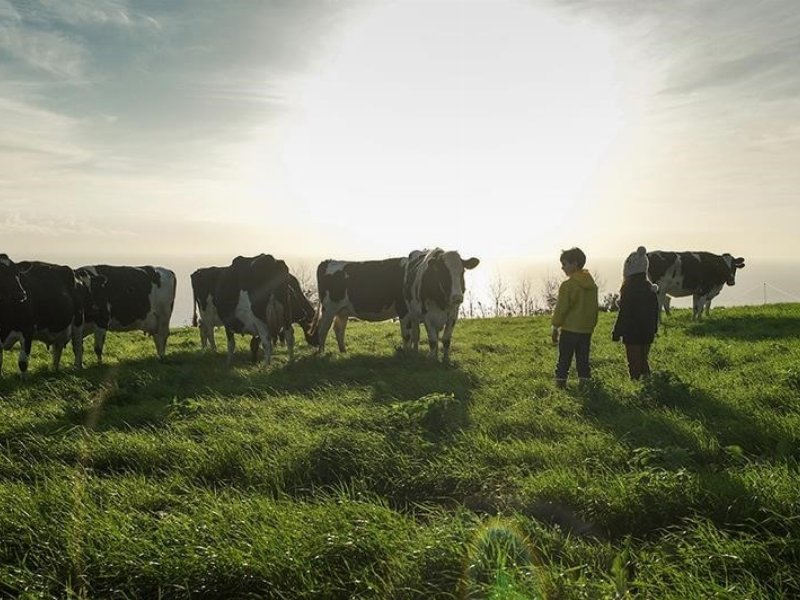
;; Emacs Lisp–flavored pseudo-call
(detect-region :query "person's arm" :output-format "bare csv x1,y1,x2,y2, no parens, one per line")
612,297,626,341
551,282,570,342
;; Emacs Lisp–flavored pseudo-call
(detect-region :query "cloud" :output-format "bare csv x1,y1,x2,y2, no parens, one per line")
10,0,158,29
0,21,87,79
553,0,800,100
0,96,90,162
0,210,134,238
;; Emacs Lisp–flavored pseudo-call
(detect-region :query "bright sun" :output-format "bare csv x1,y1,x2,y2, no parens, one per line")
280,0,628,259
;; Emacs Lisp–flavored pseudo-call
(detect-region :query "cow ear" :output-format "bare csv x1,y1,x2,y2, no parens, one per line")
735,257,745,268
462,257,480,270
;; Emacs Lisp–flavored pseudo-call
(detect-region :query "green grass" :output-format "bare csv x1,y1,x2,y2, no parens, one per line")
1,304,799,598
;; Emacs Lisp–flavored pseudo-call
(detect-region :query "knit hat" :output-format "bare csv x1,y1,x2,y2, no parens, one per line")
623,246,649,278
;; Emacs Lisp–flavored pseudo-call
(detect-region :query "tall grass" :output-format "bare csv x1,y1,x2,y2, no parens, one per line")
1,304,799,598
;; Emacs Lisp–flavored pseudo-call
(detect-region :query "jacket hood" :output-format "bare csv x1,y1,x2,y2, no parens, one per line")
571,269,597,290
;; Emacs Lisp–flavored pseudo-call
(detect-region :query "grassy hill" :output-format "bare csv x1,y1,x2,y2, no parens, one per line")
1,304,799,598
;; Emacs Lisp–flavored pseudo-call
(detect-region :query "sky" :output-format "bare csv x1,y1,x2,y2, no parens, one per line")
2,0,799,272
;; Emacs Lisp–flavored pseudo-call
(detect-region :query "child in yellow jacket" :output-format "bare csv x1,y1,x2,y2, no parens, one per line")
551,247,599,388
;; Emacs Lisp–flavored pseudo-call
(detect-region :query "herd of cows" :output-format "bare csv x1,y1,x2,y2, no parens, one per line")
0,249,744,375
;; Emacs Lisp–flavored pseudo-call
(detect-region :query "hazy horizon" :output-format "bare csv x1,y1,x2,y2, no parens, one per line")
3,0,800,287
8,248,798,326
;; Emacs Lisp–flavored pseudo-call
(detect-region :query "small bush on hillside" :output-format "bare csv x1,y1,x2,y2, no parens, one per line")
638,371,694,409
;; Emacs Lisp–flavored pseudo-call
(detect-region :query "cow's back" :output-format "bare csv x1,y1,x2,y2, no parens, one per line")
16,261,79,340
79,264,175,331
317,258,407,320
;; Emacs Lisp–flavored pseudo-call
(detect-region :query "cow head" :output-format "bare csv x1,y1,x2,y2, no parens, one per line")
722,254,746,286
0,254,27,303
417,249,480,308
75,271,111,326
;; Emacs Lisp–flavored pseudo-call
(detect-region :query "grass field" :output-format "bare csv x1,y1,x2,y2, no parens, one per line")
1,304,799,598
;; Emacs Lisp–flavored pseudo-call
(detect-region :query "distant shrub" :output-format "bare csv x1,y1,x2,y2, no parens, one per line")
601,292,620,312
392,393,470,438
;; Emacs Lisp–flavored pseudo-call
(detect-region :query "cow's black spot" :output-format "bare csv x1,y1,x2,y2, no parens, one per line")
89,265,155,327
319,258,407,317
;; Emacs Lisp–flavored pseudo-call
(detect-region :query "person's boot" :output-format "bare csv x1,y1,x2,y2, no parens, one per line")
555,378,567,389
578,377,591,391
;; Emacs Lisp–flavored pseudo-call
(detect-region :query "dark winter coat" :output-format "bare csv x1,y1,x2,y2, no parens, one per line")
612,273,659,345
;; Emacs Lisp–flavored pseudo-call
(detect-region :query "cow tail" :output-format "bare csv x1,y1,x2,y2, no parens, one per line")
191,288,198,327
308,300,322,336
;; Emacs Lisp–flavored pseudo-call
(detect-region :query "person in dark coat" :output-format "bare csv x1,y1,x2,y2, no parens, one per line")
612,246,660,379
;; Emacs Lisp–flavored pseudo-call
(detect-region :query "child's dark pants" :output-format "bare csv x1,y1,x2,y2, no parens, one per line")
624,343,652,380
555,331,592,384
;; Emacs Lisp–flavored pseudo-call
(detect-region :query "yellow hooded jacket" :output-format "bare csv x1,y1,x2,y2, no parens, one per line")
551,269,599,334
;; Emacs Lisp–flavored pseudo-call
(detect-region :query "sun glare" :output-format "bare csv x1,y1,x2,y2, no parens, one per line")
281,0,628,259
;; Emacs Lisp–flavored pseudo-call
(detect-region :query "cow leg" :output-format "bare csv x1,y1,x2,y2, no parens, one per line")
71,326,84,369
94,329,107,364
207,325,217,352
333,314,348,353
51,342,65,372
261,334,273,365
315,308,335,355
285,325,296,361
704,299,712,318
153,324,169,360
662,295,671,315
250,319,273,366
258,327,273,366
250,336,260,363
400,315,414,353
441,317,457,362
225,328,236,366
692,295,703,320
198,319,207,349
18,337,31,375
423,318,439,360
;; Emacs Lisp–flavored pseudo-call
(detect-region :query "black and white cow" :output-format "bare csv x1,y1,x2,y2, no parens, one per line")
312,249,479,360
0,256,88,374
0,254,32,374
75,265,176,362
16,261,88,370
313,257,409,354
647,251,745,320
213,254,307,365
247,273,319,363
191,266,225,351
403,248,480,361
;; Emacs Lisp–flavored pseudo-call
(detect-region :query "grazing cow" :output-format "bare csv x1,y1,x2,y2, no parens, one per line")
647,251,746,320
75,265,176,362
0,257,89,373
313,257,409,354
0,254,32,374
404,248,480,361
248,274,319,363
16,261,88,371
191,266,225,351
213,254,303,365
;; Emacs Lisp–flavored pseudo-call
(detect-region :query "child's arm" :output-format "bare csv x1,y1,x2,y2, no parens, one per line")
551,282,570,337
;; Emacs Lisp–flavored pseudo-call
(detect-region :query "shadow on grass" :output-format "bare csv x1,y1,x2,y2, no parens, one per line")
1,347,477,434
578,373,796,538
685,315,800,340
582,372,791,463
